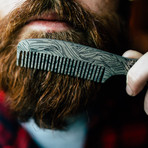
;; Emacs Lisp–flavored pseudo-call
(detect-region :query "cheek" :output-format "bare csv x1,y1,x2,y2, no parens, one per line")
75,0,100,13
75,0,118,15
0,0,26,19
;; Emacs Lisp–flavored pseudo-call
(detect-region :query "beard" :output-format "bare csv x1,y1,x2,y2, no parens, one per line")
0,0,129,129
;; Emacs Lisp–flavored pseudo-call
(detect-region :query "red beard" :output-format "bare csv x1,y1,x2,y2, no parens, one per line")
0,0,128,129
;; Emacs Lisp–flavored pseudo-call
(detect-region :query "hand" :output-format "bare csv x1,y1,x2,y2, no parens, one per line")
123,50,148,114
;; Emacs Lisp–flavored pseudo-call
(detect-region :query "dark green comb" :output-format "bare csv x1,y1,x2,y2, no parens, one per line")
17,39,137,83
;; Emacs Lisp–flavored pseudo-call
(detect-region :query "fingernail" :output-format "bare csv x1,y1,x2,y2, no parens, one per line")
126,85,134,96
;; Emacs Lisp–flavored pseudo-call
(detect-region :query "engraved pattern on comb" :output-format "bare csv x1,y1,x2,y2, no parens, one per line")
17,39,137,83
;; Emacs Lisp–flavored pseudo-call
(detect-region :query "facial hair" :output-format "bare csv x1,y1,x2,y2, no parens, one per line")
0,0,128,129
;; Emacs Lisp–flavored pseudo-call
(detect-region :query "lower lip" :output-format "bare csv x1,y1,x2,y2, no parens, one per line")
27,20,71,32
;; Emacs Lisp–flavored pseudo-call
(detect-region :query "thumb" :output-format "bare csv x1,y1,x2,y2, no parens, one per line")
122,50,143,59
123,51,148,96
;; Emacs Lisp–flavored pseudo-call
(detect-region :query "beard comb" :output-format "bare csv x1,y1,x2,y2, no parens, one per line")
17,39,137,83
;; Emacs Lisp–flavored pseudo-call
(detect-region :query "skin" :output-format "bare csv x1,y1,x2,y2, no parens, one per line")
0,0,147,113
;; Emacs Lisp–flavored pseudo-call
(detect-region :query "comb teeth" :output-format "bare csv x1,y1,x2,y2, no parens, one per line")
17,51,105,83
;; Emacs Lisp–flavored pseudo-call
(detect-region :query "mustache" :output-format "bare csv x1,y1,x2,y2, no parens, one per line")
1,0,95,36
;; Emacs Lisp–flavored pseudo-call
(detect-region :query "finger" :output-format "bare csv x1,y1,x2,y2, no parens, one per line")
144,90,148,114
122,50,143,59
126,52,148,96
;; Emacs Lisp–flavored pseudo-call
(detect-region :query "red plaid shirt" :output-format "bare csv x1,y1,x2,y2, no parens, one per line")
0,91,38,148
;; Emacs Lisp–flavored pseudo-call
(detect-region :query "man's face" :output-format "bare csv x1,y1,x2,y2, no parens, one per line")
0,0,119,47
0,0,128,129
